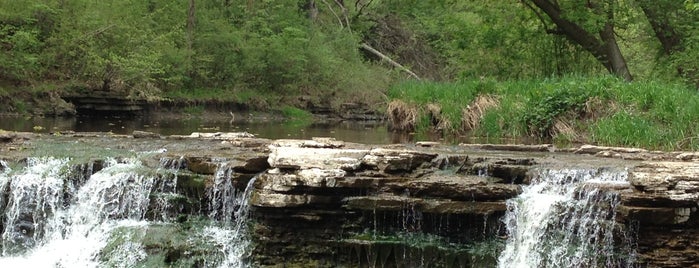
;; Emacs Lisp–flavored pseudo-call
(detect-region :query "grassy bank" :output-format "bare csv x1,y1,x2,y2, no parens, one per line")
387,76,699,150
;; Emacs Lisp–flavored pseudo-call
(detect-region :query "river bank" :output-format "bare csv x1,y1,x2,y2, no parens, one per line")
3,76,699,151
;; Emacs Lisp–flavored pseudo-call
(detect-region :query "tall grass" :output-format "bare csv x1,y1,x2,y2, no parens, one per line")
387,76,699,150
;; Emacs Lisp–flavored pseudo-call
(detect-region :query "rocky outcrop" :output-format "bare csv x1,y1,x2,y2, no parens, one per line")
618,161,699,267
0,132,697,267
247,139,540,266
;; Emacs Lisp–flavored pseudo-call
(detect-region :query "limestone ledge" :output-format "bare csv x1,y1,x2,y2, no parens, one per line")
2,131,699,267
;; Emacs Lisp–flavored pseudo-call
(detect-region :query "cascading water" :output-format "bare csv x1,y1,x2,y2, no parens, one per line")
498,167,636,268
204,163,258,268
0,156,258,267
0,157,156,266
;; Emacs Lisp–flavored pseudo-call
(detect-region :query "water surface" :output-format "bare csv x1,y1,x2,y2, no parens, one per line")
0,116,405,144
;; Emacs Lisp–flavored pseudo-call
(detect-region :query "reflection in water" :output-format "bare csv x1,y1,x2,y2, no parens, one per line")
0,115,408,144
0,115,537,145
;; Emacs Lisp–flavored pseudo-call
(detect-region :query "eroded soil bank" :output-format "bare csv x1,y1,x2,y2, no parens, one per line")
1,131,698,267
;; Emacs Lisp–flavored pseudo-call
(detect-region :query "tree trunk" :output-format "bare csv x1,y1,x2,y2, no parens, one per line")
599,23,632,81
637,0,682,55
527,0,633,81
187,0,196,85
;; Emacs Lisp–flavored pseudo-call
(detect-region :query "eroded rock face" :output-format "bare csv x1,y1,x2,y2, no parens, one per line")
247,139,543,266
618,160,699,266
1,132,696,267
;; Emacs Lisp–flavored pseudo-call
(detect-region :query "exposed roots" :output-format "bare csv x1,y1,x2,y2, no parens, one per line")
462,95,500,131
387,100,418,131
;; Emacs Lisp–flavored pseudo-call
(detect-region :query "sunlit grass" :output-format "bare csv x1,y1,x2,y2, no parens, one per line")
387,75,699,150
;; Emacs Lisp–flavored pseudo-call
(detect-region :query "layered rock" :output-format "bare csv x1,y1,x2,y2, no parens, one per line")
247,139,538,266
618,161,699,267
0,132,697,267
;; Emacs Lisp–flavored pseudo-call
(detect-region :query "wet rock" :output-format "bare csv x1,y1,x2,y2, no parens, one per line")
185,156,219,175
636,228,699,268
235,155,270,173
133,130,160,138
343,195,506,215
459,143,554,152
251,192,340,207
385,175,522,201
0,131,35,143
459,157,534,184
617,206,697,226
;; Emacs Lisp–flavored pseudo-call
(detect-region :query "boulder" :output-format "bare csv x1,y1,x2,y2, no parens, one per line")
267,146,368,170
361,148,437,174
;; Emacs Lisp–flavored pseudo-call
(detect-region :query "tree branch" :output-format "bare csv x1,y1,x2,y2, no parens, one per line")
321,0,344,29
520,0,551,31
334,0,352,32
360,43,420,80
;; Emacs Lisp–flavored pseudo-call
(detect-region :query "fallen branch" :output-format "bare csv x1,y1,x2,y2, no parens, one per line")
360,43,420,80
321,0,344,29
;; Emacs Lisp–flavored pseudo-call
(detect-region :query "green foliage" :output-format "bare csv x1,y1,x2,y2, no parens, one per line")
521,85,595,137
389,76,699,150
375,0,603,80
0,0,393,110
280,106,312,120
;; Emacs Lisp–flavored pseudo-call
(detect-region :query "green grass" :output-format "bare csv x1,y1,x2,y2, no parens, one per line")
388,75,699,150
280,106,312,120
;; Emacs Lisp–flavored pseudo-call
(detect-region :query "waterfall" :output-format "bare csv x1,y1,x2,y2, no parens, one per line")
0,157,155,266
498,168,635,268
205,164,258,268
0,156,258,267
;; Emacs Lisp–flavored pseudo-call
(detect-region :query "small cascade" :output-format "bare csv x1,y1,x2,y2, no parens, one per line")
0,154,260,267
0,157,157,266
204,163,258,268
1,157,70,254
149,156,186,221
498,168,635,268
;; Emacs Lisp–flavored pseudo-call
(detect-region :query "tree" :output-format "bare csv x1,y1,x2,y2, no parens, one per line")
522,0,633,81
636,0,699,87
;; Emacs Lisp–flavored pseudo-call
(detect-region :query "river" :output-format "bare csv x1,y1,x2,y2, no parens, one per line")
0,115,404,143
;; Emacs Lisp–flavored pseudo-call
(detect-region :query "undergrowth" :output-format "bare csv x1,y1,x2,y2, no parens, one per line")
387,76,699,150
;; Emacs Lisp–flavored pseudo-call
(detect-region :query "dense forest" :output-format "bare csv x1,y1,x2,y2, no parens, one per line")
1,0,699,148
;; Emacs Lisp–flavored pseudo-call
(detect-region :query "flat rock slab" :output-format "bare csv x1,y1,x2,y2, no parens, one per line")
385,174,522,201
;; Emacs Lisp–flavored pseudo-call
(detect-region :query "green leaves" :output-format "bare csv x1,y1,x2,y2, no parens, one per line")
522,87,590,137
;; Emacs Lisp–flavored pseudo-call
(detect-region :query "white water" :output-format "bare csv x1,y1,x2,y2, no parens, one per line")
0,158,154,266
498,168,635,268
0,157,257,267
206,164,258,268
